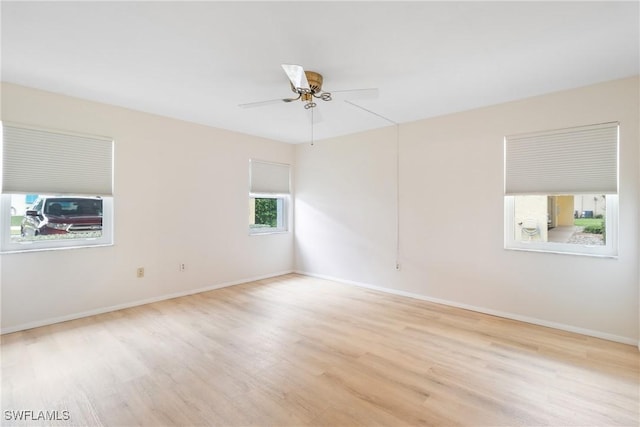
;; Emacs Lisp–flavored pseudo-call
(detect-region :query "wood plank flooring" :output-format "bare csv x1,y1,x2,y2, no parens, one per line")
1,273,638,426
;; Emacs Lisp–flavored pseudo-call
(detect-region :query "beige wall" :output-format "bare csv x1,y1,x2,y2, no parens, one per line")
0,83,295,332
295,76,639,344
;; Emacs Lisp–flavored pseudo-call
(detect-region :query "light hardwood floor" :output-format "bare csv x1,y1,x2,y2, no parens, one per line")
1,274,638,426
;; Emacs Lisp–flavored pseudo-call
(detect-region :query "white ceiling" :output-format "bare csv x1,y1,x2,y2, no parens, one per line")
2,1,639,144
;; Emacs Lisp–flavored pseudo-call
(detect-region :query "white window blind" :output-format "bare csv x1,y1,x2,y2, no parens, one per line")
505,122,618,195
249,159,290,194
2,123,113,196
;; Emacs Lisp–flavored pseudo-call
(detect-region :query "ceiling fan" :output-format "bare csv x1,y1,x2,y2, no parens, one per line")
239,64,377,110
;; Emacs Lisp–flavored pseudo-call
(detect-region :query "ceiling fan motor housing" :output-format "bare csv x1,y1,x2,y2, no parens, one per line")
305,71,323,93
290,71,324,94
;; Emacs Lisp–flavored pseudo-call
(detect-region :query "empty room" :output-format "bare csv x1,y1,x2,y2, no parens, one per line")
1,1,639,426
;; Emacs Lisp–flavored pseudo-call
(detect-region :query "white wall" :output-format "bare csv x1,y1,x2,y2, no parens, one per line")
295,76,640,344
0,83,295,332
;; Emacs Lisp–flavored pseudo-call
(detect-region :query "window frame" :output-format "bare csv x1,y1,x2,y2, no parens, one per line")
248,158,291,236
1,122,114,252
0,194,114,253
503,122,619,258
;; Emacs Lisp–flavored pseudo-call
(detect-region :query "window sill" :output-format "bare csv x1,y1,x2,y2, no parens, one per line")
1,242,113,255
504,245,618,259
249,229,289,236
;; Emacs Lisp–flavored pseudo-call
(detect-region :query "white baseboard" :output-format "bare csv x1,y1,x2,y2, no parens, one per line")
295,270,638,347
1,270,294,335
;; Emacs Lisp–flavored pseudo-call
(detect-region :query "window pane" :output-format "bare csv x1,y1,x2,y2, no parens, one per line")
11,194,103,243
513,194,605,246
249,197,285,232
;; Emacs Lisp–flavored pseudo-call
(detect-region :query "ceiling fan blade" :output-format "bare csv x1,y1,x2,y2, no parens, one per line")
329,88,379,99
238,97,297,109
281,64,310,91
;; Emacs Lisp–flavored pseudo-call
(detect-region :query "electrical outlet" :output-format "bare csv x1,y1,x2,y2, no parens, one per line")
136,267,144,278
179,263,186,272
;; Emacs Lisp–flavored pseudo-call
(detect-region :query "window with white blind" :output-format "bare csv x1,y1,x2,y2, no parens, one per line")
504,122,618,257
1,122,114,252
249,159,290,234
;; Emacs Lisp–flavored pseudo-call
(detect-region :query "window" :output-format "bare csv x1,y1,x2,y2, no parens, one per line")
504,122,618,257
249,197,286,232
249,159,290,234
1,123,114,252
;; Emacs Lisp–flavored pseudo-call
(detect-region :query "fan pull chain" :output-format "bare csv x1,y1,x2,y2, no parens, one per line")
310,107,314,146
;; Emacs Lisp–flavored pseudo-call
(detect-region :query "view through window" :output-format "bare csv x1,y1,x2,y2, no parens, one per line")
9,194,104,243
249,197,285,233
512,194,606,246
